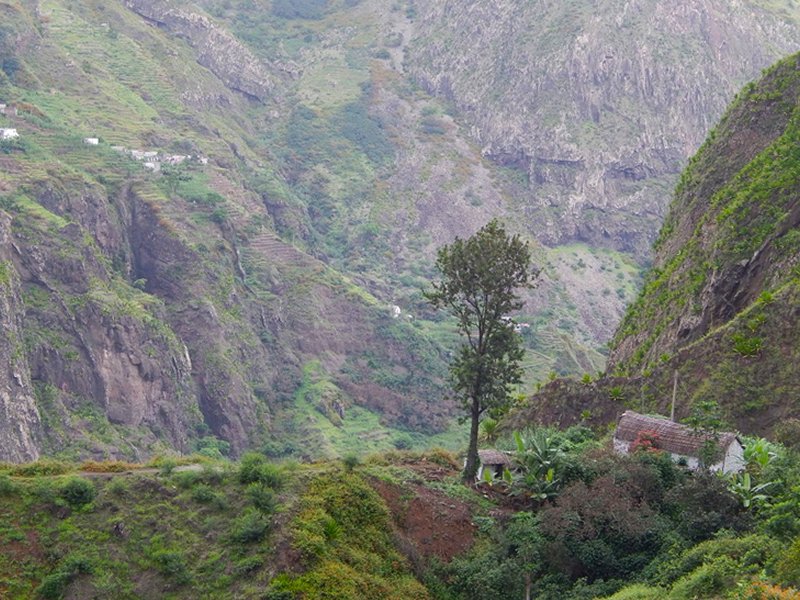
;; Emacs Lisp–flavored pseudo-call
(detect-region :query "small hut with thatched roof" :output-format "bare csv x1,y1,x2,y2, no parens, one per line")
475,449,513,480
613,410,745,474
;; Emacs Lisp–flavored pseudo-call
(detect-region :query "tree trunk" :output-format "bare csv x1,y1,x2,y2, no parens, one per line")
524,572,531,600
462,399,480,481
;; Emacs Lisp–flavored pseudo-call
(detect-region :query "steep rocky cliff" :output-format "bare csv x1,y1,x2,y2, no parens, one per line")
0,0,449,461
0,213,42,462
408,0,800,255
510,52,800,435
122,0,287,101
610,51,800,373
3,0,800,460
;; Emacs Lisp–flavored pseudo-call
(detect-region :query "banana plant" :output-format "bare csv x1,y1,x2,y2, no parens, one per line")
511,430,564,502
728,471,774,509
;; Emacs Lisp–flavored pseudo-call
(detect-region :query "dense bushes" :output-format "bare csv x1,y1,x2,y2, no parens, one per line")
238,452,285,489
59,477,95,507
435,427,800,600
275,473,430,599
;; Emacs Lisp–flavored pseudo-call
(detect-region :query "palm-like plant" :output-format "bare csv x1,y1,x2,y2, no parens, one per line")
728,471,774,509
480,418,500,444
511,429,565,502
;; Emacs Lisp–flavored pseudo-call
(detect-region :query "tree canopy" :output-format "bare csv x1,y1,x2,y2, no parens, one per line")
426,219,537,480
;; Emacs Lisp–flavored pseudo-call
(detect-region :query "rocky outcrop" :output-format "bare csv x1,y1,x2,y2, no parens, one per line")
123,0,279,101
408,0,800,256
0,213,42,463
610,52,800,371
515,53,800,436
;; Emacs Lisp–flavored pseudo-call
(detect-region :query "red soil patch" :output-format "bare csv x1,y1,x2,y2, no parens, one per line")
372,478,476,564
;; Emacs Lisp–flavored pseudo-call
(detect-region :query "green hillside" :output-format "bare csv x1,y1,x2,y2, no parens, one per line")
510,52,800,440
2,431,800,599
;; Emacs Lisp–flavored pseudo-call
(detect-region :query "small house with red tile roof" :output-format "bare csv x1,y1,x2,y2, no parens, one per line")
613,410,745,474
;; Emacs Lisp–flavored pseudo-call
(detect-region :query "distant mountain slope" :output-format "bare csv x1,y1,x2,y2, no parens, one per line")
0,0,450,461
408,0,800,255
508,52,800,435
3,0,800,461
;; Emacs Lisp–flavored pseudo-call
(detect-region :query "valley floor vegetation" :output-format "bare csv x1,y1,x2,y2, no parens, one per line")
1,427,799,599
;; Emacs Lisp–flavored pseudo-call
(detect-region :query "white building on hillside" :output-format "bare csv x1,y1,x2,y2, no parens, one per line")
613,410,745,474
0,128,19,140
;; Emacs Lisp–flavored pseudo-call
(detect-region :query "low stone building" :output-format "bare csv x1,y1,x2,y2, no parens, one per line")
83,137,100,145
0,128,19,140
613,410,745,474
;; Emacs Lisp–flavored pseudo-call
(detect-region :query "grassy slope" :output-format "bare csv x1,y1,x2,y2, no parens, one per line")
0,452,484,599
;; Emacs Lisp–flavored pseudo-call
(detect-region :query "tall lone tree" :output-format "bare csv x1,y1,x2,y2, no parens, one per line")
426,219,537,481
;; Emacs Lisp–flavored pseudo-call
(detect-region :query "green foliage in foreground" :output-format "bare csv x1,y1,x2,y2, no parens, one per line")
272,471,430,599
2,436,800,599
433,427,800,600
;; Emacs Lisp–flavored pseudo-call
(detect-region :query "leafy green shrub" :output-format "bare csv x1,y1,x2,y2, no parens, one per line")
233,555,263,576
36,554,95,599
231,508,270,544
393,434,413,450
37,571,72,599
59,477,95,507
193,436,231,459
247,483,277,514
238,453,285,489
0,474,18,496
173,470,201,489
668,555,737,599
342,454,360,471
732,333,763,356
106,477,129,497
599,584,664,599
775,538,800,588
191,483,216,504
11,459,71,477
151,549,191,585
262,584,295,600
158,458,177,476
665,474,749,542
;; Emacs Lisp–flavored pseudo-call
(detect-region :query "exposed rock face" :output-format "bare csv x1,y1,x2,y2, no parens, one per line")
408,0,800,256
6,181,202,458
515,53,800,435
0,214,42,462
610,52,800,371
123,0,280,101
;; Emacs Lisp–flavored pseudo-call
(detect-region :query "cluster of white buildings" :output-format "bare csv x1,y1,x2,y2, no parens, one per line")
500,316,531,334
0,99,211,171
107,144,209,172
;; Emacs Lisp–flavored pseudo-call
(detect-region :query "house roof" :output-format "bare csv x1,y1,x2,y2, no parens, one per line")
478,449,512,466
614,410,740,457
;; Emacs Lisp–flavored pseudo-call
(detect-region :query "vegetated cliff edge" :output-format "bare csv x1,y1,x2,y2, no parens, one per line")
0,0,449,463
508,52,800,435
408,0,800,256
5,0,800,462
